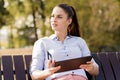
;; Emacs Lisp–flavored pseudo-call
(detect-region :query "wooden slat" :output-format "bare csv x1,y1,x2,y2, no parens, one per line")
118,52,120,61
92,53,105,80
24,55,32,80
0,72,1,80
97,52,115,80
108,52,120,80
85,71,92,80
13,55,26,80
2,56,14,80
0,60,1,80
1,52,119,80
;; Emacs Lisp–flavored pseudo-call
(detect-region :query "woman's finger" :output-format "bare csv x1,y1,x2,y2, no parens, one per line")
48,59,55,68
48,66,61,75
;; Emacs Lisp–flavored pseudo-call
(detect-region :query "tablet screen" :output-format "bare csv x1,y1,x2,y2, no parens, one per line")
54,56,92,72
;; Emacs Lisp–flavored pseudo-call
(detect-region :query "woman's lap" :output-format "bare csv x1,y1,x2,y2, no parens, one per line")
52,74,87,80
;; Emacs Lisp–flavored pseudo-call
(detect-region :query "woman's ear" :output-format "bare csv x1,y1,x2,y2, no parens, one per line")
68,18,72,25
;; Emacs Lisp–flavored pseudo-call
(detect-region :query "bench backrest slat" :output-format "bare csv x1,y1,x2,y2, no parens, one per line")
24,55,32,80
1,52,120,80
118,52,120,61
0,65,1,80
13,55,26,80
92,53,105,80
98,52,115,80
2,56,14,80
108,52,120,80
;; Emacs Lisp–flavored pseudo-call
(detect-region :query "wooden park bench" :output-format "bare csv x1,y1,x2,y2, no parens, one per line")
0,52,120,80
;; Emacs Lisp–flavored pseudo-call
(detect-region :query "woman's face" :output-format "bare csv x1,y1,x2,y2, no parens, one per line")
50,6,72,33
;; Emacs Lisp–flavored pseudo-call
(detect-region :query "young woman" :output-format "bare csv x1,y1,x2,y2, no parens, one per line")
30,3,99,80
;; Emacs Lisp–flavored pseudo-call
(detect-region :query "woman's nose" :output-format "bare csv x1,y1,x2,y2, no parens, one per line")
51,17,57,22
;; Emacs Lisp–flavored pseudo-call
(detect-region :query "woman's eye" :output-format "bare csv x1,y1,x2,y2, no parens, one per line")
50,15,62,18
58,16,62,18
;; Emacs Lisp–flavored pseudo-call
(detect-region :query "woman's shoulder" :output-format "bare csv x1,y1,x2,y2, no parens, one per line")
70,36,85,42
35,35,56,45
35,37,50,43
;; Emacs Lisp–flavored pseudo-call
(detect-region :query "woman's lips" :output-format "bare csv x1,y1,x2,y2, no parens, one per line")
52,24,57,27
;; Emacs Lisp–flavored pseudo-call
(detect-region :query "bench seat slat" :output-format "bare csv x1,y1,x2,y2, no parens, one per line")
108,52,120,80
118,52,120,61
98,53,115,80
1,52,120,80
0,66,1,80
92,53,105,80
13,55,26,80
24,55,32,80
2,56,14,80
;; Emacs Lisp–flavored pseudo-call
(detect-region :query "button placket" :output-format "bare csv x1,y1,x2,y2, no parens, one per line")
66,54,69,56
63,43,70,57
72,71,74,74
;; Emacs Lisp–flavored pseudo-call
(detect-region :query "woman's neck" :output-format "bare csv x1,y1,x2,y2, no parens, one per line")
55,31,67,43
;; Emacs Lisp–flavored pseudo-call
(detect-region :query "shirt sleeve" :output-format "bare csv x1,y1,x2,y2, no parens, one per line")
79,38,91,57
30,39,46,74
79,38,99,68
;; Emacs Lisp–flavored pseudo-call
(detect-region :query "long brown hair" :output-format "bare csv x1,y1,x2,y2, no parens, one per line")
57,4,81,37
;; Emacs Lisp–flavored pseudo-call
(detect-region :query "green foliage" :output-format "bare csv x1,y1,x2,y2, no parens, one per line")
0,0,120,52
0,0,8,27
86,0,120,51
14,25,36,48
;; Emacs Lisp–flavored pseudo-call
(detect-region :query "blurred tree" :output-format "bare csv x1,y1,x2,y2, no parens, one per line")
88,0,120,51
2,0,46,48
0,0,5,27
0,0,9,28
45,0,120,52
0,0,119,52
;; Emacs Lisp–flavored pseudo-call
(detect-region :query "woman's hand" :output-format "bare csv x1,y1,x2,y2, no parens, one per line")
80,60,94,72
43,65,61,78
47,59,61,76
31,59,61,80
80,60,99,76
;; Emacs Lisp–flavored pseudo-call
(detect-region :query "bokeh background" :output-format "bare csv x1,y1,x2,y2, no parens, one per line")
0,0,120,55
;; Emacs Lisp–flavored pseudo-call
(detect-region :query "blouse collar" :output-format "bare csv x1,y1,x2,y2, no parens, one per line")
49,34,72,40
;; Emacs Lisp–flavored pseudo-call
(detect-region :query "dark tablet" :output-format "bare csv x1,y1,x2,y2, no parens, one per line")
54,56,92,72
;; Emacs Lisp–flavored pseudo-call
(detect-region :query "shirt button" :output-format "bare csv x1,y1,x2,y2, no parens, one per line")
64,46,66,50
67,54,69,56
